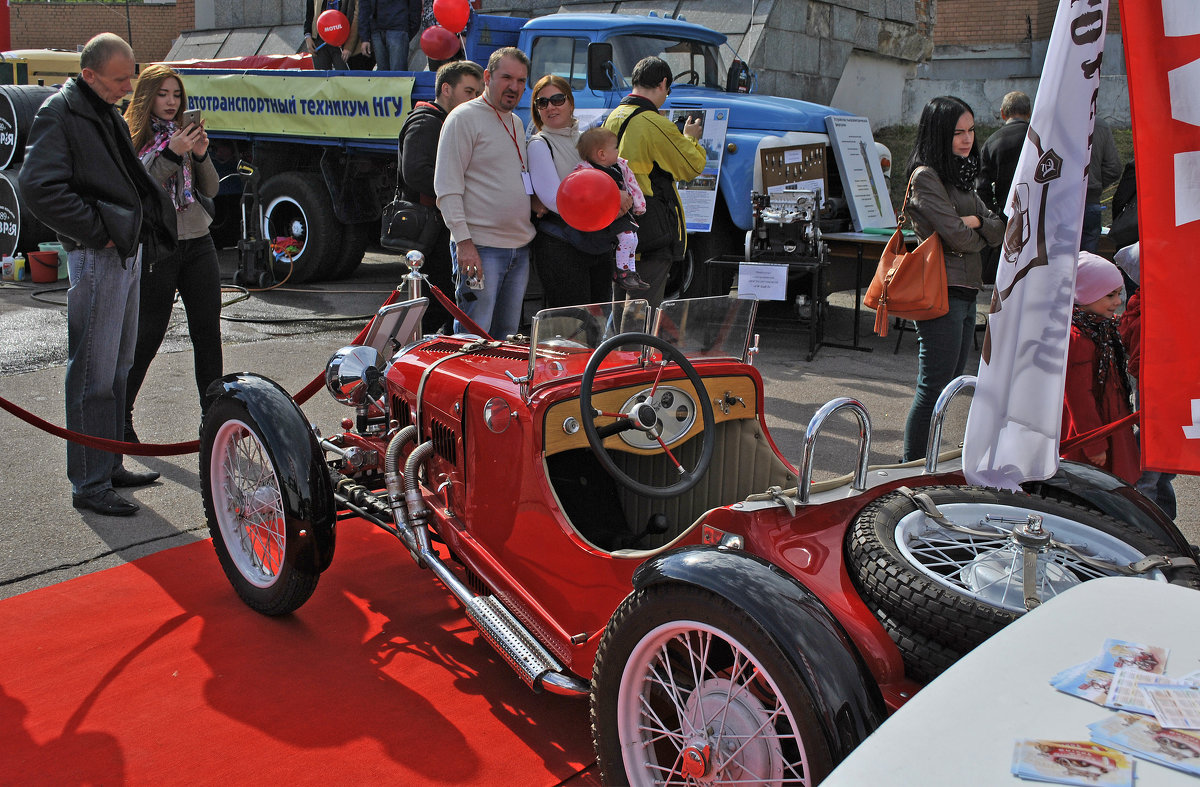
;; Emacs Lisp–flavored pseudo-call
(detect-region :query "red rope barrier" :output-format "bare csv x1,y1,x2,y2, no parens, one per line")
0,288,407,456
428,282,492,339
1059,409,1140,454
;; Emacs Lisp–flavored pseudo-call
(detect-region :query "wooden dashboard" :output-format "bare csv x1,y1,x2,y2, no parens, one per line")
542,374,759,456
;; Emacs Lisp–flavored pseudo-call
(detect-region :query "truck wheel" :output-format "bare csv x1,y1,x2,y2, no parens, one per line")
846,486,1200,648
200,395,321,615
679,201,739,298
260,172,342,283
324,220,374,279
592,584,833,786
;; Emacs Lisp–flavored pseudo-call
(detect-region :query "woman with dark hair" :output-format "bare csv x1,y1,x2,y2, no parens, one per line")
901,95,1004,461
527,74,631,307
123,63,222,440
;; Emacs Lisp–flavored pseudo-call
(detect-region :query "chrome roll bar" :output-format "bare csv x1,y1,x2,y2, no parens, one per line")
924,375,976,472
798,397,871,504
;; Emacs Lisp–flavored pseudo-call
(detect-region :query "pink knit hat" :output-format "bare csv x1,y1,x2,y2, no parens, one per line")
1074,252,1124,304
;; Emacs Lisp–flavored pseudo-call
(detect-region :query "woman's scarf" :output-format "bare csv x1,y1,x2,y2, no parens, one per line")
532,119,581,182
138,116,195,212
1071,305,1131,401
952,154,979,193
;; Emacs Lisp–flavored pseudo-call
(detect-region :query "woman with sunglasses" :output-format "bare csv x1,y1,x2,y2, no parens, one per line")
527,75,633,307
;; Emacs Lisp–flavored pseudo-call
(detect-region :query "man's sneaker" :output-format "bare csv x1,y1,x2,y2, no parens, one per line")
615,268,651,292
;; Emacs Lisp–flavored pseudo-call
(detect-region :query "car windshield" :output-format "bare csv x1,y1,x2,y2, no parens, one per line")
608,34,728,89
527,295,757,391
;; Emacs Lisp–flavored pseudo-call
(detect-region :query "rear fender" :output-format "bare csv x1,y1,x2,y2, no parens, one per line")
207,373,337,573
1033,461,1194,558
633,546,887,761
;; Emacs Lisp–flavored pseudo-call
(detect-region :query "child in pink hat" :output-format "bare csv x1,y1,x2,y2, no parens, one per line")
1061,252,1138,483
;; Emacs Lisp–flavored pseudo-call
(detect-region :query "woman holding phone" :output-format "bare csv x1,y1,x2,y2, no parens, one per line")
122,63,223,441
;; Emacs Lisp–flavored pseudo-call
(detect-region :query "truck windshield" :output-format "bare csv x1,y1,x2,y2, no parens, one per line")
608,35,726,89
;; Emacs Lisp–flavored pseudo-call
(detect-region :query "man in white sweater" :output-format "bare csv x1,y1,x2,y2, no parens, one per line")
434,46,536,337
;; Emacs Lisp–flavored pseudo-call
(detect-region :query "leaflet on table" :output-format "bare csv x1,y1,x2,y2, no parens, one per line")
1012,739,1133,785
1142,684,1200,729
1106,667,1175,715
1050,639,1171,709
663,108,729,233
1095,638,1168,675
1089,712,1200,776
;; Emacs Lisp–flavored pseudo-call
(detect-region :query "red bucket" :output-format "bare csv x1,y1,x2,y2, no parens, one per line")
27,250,59,283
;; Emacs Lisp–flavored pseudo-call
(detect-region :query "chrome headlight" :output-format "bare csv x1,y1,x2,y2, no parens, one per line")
326,345,384,405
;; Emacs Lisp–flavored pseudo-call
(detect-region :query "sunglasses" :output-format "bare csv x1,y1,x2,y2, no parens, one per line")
534,93,568,109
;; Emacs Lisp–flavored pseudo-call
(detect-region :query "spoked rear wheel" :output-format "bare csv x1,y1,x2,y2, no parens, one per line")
201,399,319,615
592,584,833,786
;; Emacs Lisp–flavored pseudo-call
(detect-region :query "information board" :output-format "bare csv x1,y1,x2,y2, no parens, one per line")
824,115,896,231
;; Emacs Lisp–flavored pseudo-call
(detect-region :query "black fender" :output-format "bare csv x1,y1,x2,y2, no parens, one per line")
1031,460,1195,559
205,373,337,573
632,545,888,762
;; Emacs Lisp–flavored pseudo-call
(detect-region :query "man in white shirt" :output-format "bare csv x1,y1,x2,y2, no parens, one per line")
434,46,536,337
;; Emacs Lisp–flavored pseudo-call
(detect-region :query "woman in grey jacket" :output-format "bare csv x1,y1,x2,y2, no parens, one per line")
901,96,1004,461
123,64,222,440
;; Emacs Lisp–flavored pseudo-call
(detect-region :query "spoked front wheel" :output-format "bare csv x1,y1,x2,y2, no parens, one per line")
592,584,833,786
200,397,320,615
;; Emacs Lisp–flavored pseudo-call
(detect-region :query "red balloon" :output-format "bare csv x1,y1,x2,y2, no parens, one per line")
420,26,461,61
557,169,622,233
433,0,471,34
315,10,351,48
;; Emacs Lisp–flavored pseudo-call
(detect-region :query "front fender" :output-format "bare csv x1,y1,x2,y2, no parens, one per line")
1032,460,1195,559
207,373,337,573
633,546,888,761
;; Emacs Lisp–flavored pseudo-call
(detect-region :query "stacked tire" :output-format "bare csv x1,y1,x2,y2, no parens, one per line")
0,86,58,258
845,485,1200,683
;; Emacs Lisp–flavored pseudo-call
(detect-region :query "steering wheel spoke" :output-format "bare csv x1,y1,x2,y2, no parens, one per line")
579,333,715,499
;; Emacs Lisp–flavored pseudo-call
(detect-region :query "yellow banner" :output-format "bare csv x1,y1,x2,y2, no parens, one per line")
179,73,415,141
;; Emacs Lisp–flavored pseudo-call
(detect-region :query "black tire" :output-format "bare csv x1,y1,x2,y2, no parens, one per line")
199,394,321,615
871,606,964,684
679,200,740,298
847,485,1200,648
324,220,374,280
259,171,342,284
592,584,834,786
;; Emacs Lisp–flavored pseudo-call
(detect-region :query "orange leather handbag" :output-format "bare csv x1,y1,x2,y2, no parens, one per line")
863,173,948,337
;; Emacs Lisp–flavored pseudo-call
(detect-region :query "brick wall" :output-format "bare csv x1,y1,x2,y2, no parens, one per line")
935,0,1122,46
9,2,183,63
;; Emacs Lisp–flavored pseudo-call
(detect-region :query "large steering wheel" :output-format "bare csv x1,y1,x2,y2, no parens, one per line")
579,333,715,499
672,68,699,86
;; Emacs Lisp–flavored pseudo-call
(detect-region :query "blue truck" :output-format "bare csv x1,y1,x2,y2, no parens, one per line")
183,10,890,288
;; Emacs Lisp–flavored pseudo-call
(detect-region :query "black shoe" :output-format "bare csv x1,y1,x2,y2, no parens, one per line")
72,489,139,516
112,468,160,487
615,268,651,292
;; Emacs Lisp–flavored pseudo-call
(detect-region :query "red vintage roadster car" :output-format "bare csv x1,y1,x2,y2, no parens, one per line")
199,266,1199,786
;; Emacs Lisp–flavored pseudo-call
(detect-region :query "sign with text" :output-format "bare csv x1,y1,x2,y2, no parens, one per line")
663,107,729,233
736,263,788,301
824,115,896,231
179,72,415,141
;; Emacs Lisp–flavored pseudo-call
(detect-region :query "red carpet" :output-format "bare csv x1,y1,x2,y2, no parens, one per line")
0,524,599,785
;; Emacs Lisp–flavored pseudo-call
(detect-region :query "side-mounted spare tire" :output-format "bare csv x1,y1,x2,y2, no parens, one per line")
200,373,337,615
847,485,1200,677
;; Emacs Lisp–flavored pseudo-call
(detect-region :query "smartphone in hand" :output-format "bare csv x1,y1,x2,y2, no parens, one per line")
181,108,202,129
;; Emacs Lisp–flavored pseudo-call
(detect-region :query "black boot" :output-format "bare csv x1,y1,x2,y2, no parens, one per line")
124,412,139,444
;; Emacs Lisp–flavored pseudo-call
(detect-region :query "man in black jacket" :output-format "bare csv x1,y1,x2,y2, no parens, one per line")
19,33,176,516
977,91,1030,285
398,59,483,333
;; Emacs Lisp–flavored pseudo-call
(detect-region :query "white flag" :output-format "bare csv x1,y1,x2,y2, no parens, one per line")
962,0,1108,490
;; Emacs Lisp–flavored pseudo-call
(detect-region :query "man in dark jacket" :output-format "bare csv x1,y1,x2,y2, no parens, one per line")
976,91,1030,285
19,33,176,517
398,59,482,332
360,0,422,71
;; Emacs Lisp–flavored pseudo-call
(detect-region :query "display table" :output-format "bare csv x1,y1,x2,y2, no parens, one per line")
822,230,914,350
824,577,1200,785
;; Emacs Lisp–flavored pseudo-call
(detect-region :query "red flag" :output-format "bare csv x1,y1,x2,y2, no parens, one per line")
1122,2,1200,473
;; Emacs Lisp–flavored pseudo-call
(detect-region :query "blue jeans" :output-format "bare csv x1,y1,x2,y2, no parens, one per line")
1080,201,1104,252
903,289,978,462
371,29,411,71
452,243,531,338
66,246,141,496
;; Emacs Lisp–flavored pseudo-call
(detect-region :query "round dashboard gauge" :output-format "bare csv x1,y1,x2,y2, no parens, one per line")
616,385,696,449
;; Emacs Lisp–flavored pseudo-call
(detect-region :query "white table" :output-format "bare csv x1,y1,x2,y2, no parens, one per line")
824,577,1200,785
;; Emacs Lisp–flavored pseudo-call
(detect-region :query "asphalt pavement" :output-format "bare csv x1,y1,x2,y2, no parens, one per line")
1,247,1195,601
